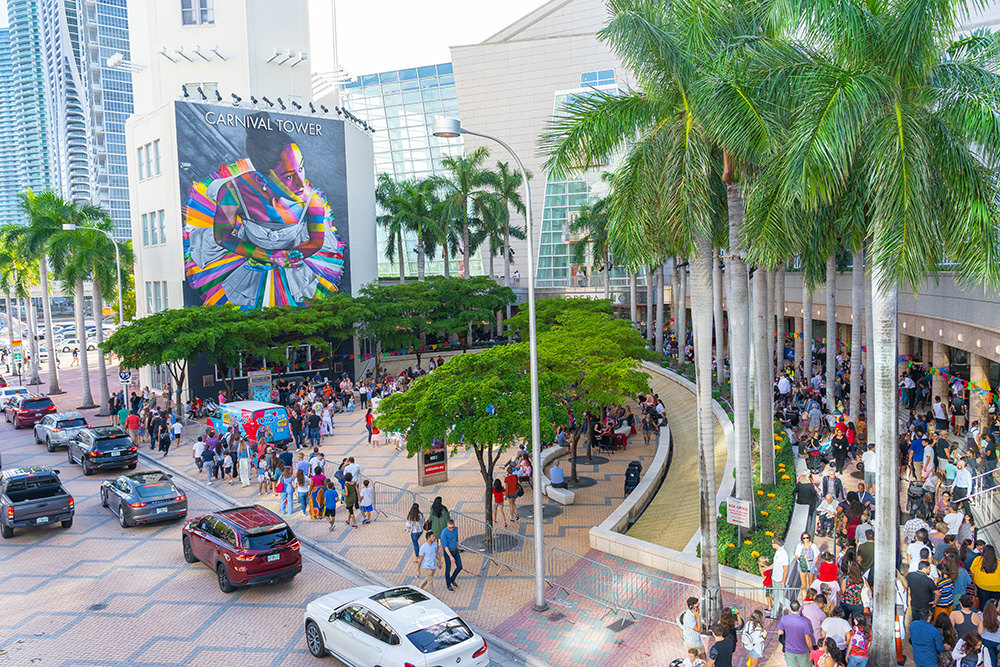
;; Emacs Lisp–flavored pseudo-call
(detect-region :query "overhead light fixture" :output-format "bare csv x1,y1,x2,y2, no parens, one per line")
288,51,308,67
261,96,274,108
276,49,294,65
209,44,227,61
266,47,281,64
191,45,211,61
156,46,176,63
291,101,302,110
197,86,207,100
276,97,286,110
174,45,193,62
309,102,316,113
181,84,189,98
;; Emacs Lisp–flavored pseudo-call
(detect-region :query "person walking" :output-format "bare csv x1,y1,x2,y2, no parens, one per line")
321,404,334,440
343,473,359,528
278,464,294,515
429,496,450,538
776,600,815,667
415,531,442,592
323,479,338,530
492,479,508,528
681,597,705,657
504,466,520,521
202,444,217,485
441,519,462,591
365,408,374,444
910,608,945,667
237,440,251,487
795,532,820,590
71,347,78,366
405,504,425,557
295,470,309,516
741,610,767,667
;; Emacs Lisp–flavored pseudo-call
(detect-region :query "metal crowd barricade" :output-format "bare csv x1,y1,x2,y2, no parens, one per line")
614,567,701,624
484,524,537,578
707,584,801,618
546,546,617,614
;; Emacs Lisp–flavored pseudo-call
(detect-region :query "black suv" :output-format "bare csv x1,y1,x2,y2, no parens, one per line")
67,426,138,476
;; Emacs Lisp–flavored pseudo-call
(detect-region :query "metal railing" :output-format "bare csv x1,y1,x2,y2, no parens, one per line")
547,546,618,614
708,584,803,616
616,568,701,623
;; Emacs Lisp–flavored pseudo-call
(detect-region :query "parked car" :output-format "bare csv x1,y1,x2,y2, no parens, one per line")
303,585,490,666
0,375,6,388
100,471,187,528
6,393,57,428
182,505,302,593
0,465,74,539
58,338,96,353
0,386,29,416
66,426,138,475
33,412,89,451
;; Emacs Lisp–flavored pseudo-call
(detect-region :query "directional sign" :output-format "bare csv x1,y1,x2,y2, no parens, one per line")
11,340,22,363
119,370,132,386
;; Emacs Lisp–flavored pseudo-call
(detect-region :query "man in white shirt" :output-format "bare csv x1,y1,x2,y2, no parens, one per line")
861,444,877,487
770,537,791,619
192,437,206,472
953,458,974,513
943,505,965,536
344,457,361,483
777,374,792,404
932,396,949,433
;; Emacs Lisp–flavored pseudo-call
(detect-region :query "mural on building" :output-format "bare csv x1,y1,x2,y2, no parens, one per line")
178,103,350,307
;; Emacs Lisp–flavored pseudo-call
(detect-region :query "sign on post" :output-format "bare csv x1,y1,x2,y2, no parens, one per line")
726,497,752,528
119,370,132,386
247,370,272,403
11,340,22,363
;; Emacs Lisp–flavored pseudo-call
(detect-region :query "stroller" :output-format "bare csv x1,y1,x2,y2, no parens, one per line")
803,439,828,474
624,460,642,497
906,481,930,518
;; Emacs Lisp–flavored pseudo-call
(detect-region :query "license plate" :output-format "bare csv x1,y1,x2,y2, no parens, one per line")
267,554,280,562
156,507,167,514
112,450,121,457
36,516,49,524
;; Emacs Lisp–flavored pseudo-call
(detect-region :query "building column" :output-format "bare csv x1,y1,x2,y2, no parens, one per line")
932,340,950,403
794,317,804,375
971,353,991,427
898,332,911,382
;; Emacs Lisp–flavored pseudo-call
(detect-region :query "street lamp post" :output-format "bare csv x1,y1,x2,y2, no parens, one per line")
433,118,548,612
61,224,124,325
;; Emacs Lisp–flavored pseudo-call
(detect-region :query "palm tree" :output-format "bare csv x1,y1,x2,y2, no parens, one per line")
439,147,494,278
49,202,111,410
492,161,530,288
569,198,612,299
0,244,32,379
375,174,409,282
8,190,68,394
747,0,1000,656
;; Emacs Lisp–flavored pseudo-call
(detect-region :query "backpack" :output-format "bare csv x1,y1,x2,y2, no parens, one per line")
741,624,761,653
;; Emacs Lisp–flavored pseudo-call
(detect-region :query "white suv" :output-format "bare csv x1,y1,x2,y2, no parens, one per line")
304,585,489,667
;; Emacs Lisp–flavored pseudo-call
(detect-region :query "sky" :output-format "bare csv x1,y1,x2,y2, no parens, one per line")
0,1,550,74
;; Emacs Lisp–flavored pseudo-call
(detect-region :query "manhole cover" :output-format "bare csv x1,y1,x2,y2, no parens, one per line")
519,503,564,520
86,604,108,612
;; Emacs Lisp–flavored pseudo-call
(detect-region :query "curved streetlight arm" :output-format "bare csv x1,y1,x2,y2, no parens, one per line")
62,224,124,326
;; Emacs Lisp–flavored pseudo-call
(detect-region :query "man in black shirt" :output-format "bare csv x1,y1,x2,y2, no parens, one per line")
707,622,734,667
149,413,164,451
933,432,950,469
307,411,322,449
906,560,936,619
289,411,304,449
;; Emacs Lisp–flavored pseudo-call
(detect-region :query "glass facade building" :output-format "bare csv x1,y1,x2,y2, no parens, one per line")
0,29,18,227
340,63,469,278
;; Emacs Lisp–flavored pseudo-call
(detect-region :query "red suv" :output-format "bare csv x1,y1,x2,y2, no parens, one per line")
9,394,57,429
182,505,301,593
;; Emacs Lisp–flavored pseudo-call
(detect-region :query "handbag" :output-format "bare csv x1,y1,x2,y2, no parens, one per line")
275,480,284,493
517,483,525,498
423,519,432,532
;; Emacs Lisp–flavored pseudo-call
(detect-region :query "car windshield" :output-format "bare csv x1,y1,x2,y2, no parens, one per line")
93,436,132,451
22,398,54,410
242,526,294,551
134,481,177,498
57,418,87,428
371,587,429,611
406,618,473,654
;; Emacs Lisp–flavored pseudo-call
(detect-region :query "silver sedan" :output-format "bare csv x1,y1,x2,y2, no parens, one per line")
33,412,89,452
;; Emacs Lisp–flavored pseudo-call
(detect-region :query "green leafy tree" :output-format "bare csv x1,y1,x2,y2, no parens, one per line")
433,276,515,352
376,176,447,281
374,344,565,538
376,174,410,281
537,309,652,479
569,198,613,299
439,147,496,278
505,297,614,336
356,281,443,375
492,161,530,289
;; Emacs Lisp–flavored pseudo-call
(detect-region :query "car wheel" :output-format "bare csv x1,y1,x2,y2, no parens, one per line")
67,448,74,464
182,536,197,563
118,508,131,528
305,621,326,658
217,563,235,593
127,463,137,470
1,524,12,539
83,459,93,476
33,429,40,444
13,418,20,430
46,438,54,453
100,489,108,508
61,518,73,529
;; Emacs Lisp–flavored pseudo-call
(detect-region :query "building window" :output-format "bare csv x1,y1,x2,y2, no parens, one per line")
161,282,168,310
136,141,161,180
185,81,218,98
158,210,166,243
141,213,149,246
181,0,214,25
149,213,158,245
137,145,145,180
145,282,153,313
153,140,161,175
153,281,162,313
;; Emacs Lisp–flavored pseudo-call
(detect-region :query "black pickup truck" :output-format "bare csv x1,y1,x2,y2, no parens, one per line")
1,466,74,538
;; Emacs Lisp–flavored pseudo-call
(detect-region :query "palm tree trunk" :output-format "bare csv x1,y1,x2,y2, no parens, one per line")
629,272,637,325
727,190,753,504
691,233,721,620
442,247,451,278
754,271,775,484
462,205,470,279
94,280,110,415
76,278,96,408
504,227,511,288
671,259,680,353
603,248,610,300
869,262,899,665
646,266,655,341
775,264,786,375
749,276,757,427
39,255,61,394
398,235,405,282
27,295,41,386
802,284,813,381
825,256,837,413
712,249,724,388
849,249,864,425
865,251,875,426
678,260,688,358
417,233,426,282
767,269,775,379
488,243,495,280
5,293,14,375
655,265,665,356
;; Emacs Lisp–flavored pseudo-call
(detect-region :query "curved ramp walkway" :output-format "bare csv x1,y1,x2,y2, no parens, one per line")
625,365,729,552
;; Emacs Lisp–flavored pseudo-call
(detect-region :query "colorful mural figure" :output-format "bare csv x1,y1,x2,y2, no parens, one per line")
183,113,346,307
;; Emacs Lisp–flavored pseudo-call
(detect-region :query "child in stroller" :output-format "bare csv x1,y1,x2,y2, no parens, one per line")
803,436,831,474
